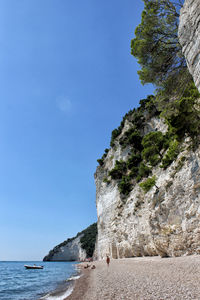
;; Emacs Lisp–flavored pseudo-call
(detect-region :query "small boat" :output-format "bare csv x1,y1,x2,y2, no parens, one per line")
24,265,44,269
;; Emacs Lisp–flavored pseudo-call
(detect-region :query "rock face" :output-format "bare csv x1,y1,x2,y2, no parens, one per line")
43,235,87,261
43,222,97,261
95,114,200,259
179,0,200,91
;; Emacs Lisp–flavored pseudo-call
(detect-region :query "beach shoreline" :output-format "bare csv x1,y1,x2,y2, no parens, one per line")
39,263,81,300
65,255,200,300
65,265,91,300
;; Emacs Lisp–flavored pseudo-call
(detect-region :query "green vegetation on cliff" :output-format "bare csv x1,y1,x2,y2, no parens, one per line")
97,82,199,197
139,175,157,193
93,0,200,201
80,223,97,257
97,0,200,197
131,0,190,98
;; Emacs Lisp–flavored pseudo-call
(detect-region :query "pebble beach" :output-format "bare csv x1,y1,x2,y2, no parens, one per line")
66,256,200,300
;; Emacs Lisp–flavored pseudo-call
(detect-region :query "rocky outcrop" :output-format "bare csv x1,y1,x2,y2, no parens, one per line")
179,0,200,91
43,235,87,261
95,107,200,259
43,223,97,261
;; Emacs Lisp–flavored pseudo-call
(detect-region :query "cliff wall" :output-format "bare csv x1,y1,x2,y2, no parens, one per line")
43,235,87,261
43,223,97,261
95,99,200,259
179,0,200,91
95,2,200,259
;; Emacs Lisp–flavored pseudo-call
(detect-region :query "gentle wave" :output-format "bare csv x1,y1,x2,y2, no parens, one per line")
40,286,73,300
67,275,81,281
41,272,81,300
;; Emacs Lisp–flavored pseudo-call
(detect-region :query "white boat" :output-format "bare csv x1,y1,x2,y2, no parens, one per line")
24,265,44,269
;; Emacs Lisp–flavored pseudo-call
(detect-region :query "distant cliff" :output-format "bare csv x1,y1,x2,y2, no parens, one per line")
43,223,97,261
95,90,200,259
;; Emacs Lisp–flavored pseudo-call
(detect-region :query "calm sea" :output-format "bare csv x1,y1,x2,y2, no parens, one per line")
0,261,79,300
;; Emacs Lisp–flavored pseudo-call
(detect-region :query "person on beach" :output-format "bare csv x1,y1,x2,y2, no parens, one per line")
106,255,110,267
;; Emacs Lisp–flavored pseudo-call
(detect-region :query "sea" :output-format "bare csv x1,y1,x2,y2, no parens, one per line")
0,261,80,300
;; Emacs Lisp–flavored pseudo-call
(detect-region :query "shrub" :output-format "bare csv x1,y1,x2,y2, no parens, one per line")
132,111,145,128
161,140,180,169
119,129,142,150
118,176,132,196
110,109,135,147
142,147,161,166
139,176,156,193
127,153,141,169
110,128,121,147
103,177,111,184
136,162,152,182
129,166,139,178
97,149,110,166
97,159,104,166
109,160,127,180
139,95,159,115
109,95,157,148
142,131,166,166
164,82,200,139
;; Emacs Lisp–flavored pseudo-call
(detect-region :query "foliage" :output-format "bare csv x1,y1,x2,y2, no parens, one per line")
118,176,132,196
109,160,127,180
97,148,110,166
139,95,159,115
100,81,199,197
164,82,200,139
80,223,97,258
110,109,136,147
139,175,156,193
110,95,157,147
142,131,167,166
160,139,180,169
129,166,139,178
120,129,143,150
103,177,111,184
110,128,122,147
136,162,152,182
127,152,142,170
131,0,190,97
97,159,104,166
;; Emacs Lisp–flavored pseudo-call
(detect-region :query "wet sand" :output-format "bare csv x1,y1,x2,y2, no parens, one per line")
66,268,91,300
66,255,200,300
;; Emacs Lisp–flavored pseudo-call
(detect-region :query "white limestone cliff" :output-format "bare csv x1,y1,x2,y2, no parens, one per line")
95,117,200,259
179,0,200,91
43,223,97,261
43,235,87,261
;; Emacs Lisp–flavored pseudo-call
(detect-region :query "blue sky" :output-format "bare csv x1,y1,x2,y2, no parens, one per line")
0,0,153,260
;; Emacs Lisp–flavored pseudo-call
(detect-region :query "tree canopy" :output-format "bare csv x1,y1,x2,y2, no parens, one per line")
131,0,191,97
142,131,167,166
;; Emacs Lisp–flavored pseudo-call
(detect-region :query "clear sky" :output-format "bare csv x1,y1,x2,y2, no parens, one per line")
0,0,154,261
